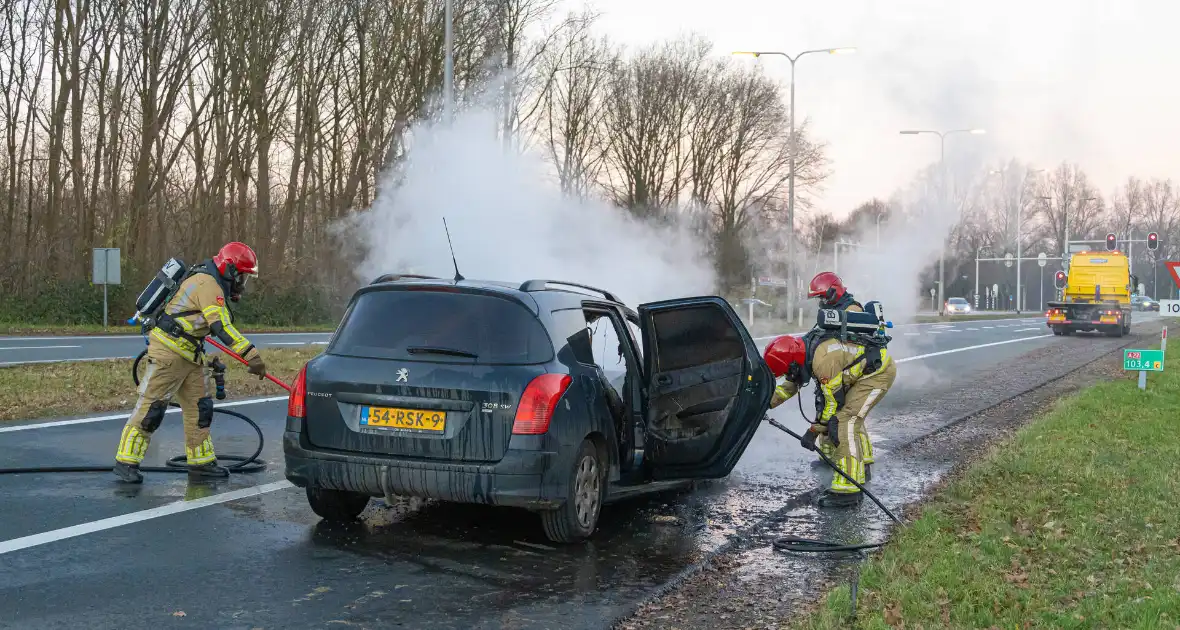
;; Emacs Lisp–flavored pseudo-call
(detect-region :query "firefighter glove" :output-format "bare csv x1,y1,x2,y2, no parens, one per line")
246,354,267,378
825,416,840,448
799,425,822,451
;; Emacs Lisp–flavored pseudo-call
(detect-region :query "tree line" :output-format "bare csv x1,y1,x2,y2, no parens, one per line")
0,0,827,323
805,162,1180,303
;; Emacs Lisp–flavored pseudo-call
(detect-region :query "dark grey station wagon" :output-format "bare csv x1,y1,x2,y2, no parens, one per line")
283,275,773,542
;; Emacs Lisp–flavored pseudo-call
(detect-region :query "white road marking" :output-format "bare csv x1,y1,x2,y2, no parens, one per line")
0,480,296,556
947,329,962,333
0,356,136,367
0,396,289,433
966,327,980,331
0,345,82,351
1013,327,1042,332
904,332,920,336
982,326,995,329
895,334,1054,363
928,331,943,334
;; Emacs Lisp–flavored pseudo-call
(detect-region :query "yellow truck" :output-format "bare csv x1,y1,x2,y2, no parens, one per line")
1046,249,1136,337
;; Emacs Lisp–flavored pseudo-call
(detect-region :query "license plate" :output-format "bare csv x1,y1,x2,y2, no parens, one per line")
361,406,446,432
1049,315,1065,322
1100,316,1118,324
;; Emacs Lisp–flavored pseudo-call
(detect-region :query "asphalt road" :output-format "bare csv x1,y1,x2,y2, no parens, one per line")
0,314,1163,629
0,332,333,366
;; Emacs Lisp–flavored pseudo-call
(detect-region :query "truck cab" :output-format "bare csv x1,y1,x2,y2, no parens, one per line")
1046,250,1135,337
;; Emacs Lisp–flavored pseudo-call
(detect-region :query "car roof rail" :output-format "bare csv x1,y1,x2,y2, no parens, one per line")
369,273,442,285
519,279,621,303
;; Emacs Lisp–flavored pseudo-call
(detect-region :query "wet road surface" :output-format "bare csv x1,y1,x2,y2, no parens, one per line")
0,314,1162,629
0,332,332,366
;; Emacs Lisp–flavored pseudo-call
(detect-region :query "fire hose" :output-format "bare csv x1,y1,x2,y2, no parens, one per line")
0,340,288,476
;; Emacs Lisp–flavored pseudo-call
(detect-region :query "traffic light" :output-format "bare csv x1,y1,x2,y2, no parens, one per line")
1148,232,1159,250
1054,270,1067,290
1105,233,1117,251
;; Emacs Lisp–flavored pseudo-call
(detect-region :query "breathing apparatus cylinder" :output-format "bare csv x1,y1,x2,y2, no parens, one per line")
130,258,188,325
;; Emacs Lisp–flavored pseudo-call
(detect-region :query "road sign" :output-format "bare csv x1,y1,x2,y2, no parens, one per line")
92,248,121,332
1168,262,1180,291
1038,252,1047,267
1124,349,1164,372
92,248,121,285
929,288,935,296
1004,252,1014,268
757,276,788,288
1162,300,1180,317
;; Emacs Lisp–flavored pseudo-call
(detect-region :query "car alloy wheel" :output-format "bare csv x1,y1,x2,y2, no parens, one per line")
573,454,602,529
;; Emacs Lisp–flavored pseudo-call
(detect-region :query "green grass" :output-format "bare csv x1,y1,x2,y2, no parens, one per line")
801,348,1180,630
0,347,320,422
0,322,336,336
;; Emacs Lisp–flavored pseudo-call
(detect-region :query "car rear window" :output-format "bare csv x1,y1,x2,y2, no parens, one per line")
329,289,554,364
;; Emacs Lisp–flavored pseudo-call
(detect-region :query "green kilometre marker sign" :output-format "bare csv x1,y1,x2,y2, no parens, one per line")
1124,327,1167,390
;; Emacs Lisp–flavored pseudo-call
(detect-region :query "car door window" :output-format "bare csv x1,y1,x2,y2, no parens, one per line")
587,311,631,396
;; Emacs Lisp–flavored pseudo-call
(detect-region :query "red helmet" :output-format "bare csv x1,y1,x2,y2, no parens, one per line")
763,335,806,379
213,242,258,301
214,242,258,277
808,271,846,305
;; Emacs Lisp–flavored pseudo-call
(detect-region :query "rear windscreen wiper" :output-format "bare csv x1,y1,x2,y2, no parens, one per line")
406,346,479,359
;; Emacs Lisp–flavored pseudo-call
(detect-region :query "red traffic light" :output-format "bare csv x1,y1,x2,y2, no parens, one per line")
1148,232,1159,251
1105,233,1117,251
1054,270,1067,290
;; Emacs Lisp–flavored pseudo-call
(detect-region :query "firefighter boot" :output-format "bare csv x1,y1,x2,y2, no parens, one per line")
113,461,144,484
187,462,230,480
818,488,864,508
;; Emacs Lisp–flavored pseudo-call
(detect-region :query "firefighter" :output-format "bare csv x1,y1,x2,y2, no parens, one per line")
808,271,862,313
113,242,267,483
763,332,896,508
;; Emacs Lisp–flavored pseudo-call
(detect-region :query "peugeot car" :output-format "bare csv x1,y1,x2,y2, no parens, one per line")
283,275,773,543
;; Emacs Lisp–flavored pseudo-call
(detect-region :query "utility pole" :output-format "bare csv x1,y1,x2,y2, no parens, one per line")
734,47,855,314
444,0,454,122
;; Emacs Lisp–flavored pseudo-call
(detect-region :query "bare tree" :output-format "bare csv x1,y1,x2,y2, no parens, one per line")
1032,162,1106,254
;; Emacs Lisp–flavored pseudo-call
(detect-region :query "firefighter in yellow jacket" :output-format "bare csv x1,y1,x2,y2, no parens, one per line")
763,332,896,508
113,242,267,483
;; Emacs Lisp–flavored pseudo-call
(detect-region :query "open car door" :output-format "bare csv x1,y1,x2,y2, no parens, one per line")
638,296,773,480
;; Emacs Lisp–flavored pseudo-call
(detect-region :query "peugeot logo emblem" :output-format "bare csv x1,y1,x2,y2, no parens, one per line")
396,368,409,383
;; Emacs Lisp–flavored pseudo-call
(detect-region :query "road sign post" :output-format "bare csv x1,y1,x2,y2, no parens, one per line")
92,248,122,332
1124,348,1164,391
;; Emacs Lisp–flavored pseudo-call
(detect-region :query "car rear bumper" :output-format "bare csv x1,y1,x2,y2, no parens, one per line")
283,430,564,510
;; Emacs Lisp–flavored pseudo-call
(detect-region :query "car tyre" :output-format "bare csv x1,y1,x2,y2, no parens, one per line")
540,439,604,544
306,487,370,522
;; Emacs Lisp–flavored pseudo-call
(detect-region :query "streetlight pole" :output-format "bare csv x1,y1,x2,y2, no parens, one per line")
444,0,454,122
991,167,1045,313
900,128,986,314
734,47,855,314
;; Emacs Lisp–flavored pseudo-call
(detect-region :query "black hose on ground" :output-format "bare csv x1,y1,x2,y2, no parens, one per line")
0,349,267,476
764,396,904,556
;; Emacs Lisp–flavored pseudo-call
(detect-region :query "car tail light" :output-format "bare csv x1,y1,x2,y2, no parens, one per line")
513,374,572,435
288,363,308,419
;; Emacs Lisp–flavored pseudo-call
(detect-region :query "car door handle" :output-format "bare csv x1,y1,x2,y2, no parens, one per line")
656,374,672,386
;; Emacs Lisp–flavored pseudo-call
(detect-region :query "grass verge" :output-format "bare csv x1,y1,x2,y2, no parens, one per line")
0,347,319,422
0,322,336,336
800,345,1180,629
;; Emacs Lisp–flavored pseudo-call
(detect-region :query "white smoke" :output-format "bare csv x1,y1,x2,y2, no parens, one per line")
340,106,716,307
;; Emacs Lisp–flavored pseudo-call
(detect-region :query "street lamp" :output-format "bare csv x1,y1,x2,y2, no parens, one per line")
734,47,855,314
989,167,1045,312
876,212,886,248
899,128,986,314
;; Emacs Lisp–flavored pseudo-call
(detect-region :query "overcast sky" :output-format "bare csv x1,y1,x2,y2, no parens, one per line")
567,0,1179,217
